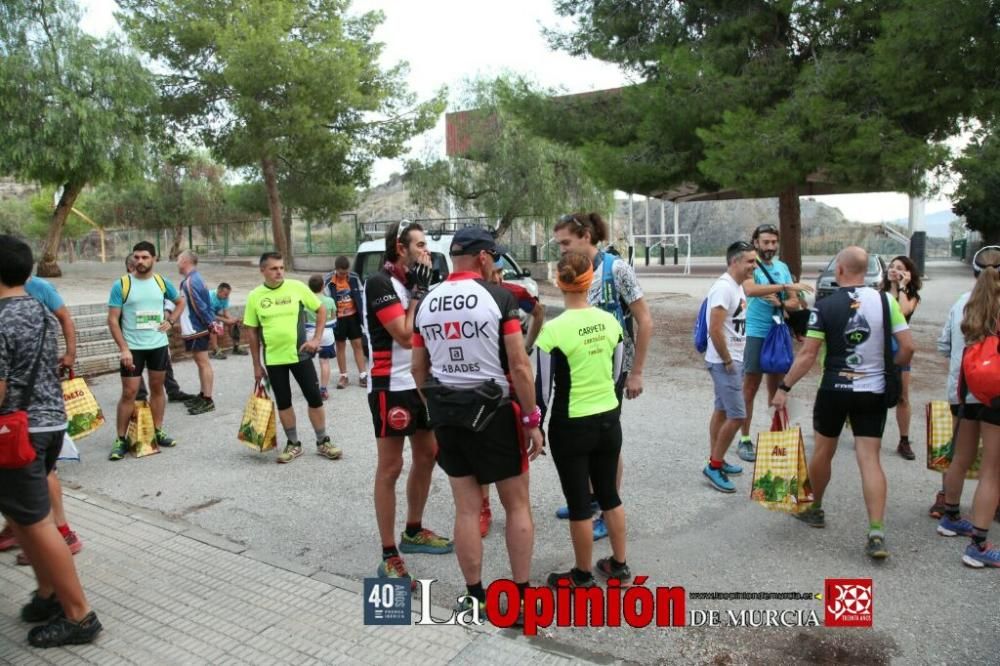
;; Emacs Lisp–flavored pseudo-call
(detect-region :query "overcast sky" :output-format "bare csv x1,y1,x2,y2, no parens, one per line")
79,0,956,224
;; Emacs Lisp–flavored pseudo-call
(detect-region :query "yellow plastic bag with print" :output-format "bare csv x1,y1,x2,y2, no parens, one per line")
237,381,277,452
62,371,105,440
750,408,814,513
127,401,159,458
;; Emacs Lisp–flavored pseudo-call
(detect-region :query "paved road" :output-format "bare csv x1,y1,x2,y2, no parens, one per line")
43,259,999,664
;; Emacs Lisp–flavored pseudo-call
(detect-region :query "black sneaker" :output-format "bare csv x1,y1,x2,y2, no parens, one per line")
187,398,216,415
28,611,102,648
21,592,62,623
168,391,197,403
546,569,595,588
596,557,632,583
183,395,202,408
794,505,826,528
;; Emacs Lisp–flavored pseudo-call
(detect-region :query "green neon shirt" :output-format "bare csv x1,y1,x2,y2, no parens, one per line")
243,279,321,366
535,307,623,419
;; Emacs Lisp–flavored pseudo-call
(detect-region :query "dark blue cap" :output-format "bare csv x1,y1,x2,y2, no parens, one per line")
449,227,507,257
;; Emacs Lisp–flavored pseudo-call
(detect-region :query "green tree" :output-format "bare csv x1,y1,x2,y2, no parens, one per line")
534,0,954,277
0,0,157,276
406,76,612,236
118,0,444,268
952,128,1000,246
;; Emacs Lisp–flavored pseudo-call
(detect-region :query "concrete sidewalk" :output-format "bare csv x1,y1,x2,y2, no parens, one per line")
0,492,605,665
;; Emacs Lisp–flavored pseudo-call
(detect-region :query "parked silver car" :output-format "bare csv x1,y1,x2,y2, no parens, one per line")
815,254,887,301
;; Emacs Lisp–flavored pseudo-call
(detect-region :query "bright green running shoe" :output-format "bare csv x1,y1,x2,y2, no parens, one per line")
155,429,177,448
399,528,454,555
276,442,302,464
108,437,129,461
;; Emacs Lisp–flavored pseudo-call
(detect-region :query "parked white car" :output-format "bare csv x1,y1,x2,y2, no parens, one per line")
352,221,539,296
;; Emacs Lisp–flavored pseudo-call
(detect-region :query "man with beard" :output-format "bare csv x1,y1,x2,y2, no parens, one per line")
107,242,185,461
364,221,453,587
738,224,814,461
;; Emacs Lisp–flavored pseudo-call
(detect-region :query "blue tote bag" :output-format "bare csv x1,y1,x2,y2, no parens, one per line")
760,313,794,374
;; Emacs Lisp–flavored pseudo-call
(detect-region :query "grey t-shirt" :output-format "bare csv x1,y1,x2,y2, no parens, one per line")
0,296,67,431
587,253,644,372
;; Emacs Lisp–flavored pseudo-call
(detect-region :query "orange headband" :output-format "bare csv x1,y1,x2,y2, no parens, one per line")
558,265,594,293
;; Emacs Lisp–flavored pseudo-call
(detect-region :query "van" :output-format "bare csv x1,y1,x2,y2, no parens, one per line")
352,220,539,297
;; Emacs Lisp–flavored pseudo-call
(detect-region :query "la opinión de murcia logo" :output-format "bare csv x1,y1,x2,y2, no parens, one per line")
413,577,685,635
824,578,873,628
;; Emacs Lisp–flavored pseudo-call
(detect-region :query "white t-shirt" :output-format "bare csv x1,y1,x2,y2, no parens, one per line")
704,273,747,365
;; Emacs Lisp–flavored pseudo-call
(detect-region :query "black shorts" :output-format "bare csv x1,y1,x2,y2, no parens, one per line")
548,410,623,520
368,389,430,438
955,403,1000,426
813,390,887,439
266,358,323,410
121,346,170,377
334,314,364,342
0,430,63,526
951,403,985,420
435,403,526,484
184,336,210,352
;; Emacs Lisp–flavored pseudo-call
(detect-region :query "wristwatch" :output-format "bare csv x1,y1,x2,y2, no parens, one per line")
778,382,792,393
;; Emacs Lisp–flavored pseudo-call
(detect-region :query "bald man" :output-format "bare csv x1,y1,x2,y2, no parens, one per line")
773,247,914,560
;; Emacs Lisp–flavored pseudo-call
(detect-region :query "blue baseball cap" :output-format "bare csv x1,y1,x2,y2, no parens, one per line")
449,227,507,257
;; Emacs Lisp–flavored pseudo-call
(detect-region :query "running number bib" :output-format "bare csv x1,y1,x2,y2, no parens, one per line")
135,310,163,331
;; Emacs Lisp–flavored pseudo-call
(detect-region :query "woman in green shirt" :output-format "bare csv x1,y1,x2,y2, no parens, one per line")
536,251,630,586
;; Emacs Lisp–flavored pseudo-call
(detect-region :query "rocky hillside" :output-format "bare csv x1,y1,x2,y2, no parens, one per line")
354,177,920,255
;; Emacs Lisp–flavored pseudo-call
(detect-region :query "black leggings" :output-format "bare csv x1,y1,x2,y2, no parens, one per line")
266,358,323,410
548,409,623,520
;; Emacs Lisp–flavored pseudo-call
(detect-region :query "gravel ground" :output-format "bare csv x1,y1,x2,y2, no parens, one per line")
51,259,999,665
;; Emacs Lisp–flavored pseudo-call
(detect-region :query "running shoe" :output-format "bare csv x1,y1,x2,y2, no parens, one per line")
211,349,228,360
155,428,177,448
897,440,915,460
399,529,454,555
592,515,608,541
480,504,492,538
737,438,756,462
28,611,102,648
167,391,197,403
962,542,1000,568
794,505,826,528
555,500,599,520
187,398,215,415
276,442,303,463
703,465,736,493
183,395,202,408
359,373,368,388
336,375,349,389
108,436,129,461
937,515,975,537
231,346,249,356
865,534,889,560
376,555,416,589
21,592,62,623
929,491,947,519
546,569,596,588
596,557,633,584
721,460,743,475
17,530,82,566
320,387,329,401
0,524,17,551
316,437,342,460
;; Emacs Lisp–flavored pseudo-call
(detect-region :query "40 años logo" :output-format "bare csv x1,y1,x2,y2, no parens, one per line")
415,577,686,635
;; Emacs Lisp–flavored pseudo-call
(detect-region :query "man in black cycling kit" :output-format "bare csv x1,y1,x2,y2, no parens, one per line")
412,227,543,613
364,221,453,587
